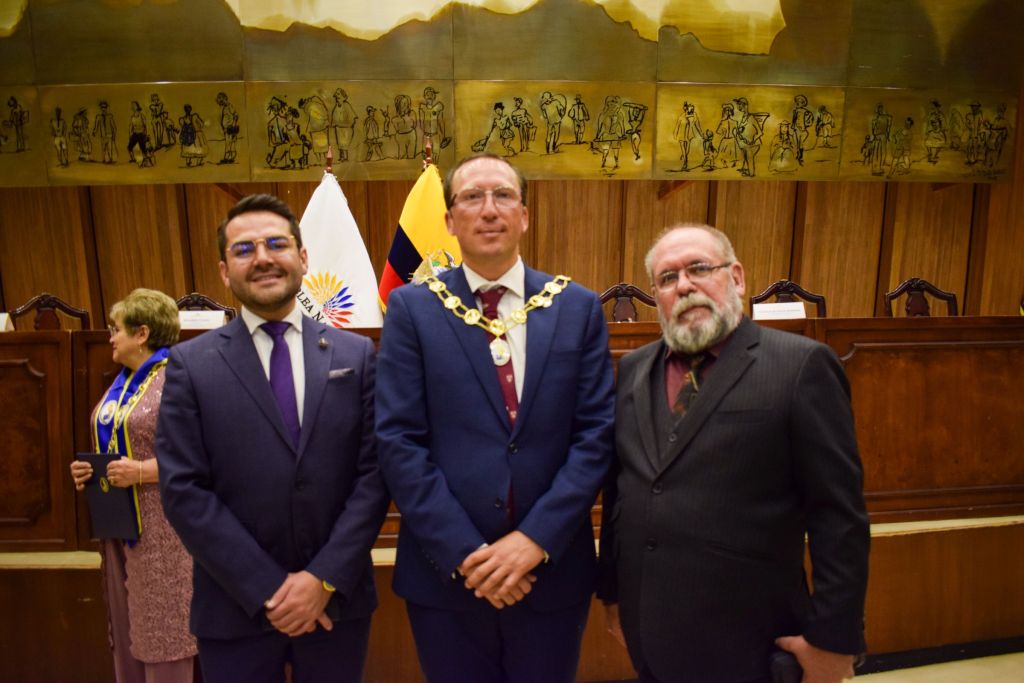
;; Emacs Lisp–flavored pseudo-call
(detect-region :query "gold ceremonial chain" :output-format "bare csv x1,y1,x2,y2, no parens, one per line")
422,274,572,338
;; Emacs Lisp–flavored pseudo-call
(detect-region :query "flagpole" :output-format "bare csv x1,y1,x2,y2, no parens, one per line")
325,144,334,175
423,134,433,169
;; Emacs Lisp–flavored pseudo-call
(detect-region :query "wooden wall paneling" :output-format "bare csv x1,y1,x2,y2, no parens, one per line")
89,185,191,318
0,187,99,327
614,180,712,322
710,180,799,315
793,181,887,317
969,80,1024,315
0,332,76,551
866,522,1024,653
530,180,624,294
0,565,114,683
881,182,975,316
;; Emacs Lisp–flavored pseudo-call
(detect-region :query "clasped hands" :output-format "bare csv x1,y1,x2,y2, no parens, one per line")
458,530,545,609
70,457,137,491
264,570,333,637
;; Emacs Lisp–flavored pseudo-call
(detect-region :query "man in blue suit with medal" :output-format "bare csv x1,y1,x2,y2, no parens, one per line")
376,153,616,682
156,194,388,682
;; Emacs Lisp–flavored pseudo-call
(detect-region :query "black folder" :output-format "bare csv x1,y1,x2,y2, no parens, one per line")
78,452,140,541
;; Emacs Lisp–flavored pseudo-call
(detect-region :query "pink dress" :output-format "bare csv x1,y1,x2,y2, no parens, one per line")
93,368,197,665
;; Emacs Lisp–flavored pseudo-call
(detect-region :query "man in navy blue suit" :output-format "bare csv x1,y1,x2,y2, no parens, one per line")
157,194,388,683
376,153,615,682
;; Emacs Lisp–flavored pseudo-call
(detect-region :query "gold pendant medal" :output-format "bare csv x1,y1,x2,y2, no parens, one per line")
489,338,512,366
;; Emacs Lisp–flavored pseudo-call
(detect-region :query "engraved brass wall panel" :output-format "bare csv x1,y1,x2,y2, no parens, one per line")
0,85,47,186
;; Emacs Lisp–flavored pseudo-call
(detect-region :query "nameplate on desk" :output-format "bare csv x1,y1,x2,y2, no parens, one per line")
178,310,227,329
0,313,12,332
752,302,807,320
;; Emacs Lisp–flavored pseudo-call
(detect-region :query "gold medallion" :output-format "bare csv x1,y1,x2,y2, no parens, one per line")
544,282,564,294
510,309,528,325
490,338,512,366
444,295,462,310
428,280,446,293
488,319,507,336
464,309,482,325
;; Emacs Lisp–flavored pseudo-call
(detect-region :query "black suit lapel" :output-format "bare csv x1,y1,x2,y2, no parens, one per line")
440,268,510,429
629,342,663,472
657,318,760,474
217,316,298,454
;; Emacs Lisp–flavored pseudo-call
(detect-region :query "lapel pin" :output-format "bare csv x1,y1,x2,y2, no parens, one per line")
319,337,328,350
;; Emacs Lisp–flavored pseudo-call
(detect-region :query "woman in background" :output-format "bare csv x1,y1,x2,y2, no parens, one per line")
70,288,197,683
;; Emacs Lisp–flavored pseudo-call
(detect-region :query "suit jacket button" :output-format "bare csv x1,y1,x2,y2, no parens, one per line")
667,433,678,443
494,498,504,509
652,483,663,494
645,538,657,551
509,443,518,454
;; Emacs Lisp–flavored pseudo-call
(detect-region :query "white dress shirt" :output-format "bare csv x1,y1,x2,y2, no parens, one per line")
463,258,526,400
240,304,306,425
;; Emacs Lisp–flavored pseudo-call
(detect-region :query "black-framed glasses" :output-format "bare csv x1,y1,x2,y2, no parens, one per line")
653,263,732,291
452,186,522,209
227,235,296,259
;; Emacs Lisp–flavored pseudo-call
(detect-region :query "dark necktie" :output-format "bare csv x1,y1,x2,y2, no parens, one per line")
672,353,707,416
261,321,300,448
478,287,520,427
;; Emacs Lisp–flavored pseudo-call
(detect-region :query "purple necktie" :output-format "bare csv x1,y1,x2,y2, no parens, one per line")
478,287,520,427
261,321,300,448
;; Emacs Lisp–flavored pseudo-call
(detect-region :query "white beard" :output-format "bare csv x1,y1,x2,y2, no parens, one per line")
659,287,743,354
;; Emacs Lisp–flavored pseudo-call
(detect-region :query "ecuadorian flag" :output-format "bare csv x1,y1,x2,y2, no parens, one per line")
378,164,462,312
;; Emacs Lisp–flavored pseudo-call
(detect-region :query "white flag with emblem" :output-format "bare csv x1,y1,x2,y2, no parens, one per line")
297,171,383,328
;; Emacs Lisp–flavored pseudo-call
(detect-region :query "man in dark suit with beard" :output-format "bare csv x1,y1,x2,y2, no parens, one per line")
599,224,869,683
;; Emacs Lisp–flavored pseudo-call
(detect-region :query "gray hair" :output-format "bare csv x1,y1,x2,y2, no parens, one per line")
643,224,738,282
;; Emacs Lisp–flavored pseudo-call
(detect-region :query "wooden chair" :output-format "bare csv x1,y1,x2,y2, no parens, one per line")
9,293,91,330
599,283,656,322
750,279,827,317
883,278,958,317
175,292,237,320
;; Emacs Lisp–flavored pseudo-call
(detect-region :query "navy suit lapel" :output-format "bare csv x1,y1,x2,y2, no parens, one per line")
298,316,330,459
630,341,663,472
441,268,510,429
217,316,297,454
657,317,759,474
514,267,559,437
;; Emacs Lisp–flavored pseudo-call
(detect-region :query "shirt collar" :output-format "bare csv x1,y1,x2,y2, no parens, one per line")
241,304,305,337
462,257,525,300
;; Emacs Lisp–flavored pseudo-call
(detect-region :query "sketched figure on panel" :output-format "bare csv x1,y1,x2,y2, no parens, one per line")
769,121,798,174
568,94,589,144
594,95,625,171
150,93,175,149
299,94,330,166
984,103,1009,170
674,101,702,171
216,92,239,165
511,97,535,153
715,103,738,169
815,105,836,149
540,91,567,154
963,101,985,165
734,97,767,177
330,89,358,162
72,107,92,161
364,106,384,161
791,94,813,165
51,107,69,167
266,97,289,168
179,104,207,168
623,102,647,161
419,86,450,149
391,94,418,160
4,96,28,152
93,100,117,164
127,101,155,168
867,103,891,176
888,116,913,177
471,102,516,157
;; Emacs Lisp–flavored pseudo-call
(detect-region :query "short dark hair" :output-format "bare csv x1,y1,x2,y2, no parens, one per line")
217,194,303,259
442,153,528,209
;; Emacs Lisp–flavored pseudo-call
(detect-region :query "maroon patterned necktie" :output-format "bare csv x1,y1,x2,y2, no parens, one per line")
672,353,707,416
478,287,519,427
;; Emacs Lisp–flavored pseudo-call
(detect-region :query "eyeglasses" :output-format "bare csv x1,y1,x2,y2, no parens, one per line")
227,235,296,259
452,186,522,209
653,263,732,291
